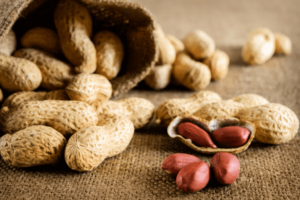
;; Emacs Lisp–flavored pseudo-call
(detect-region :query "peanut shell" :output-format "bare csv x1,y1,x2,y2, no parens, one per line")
21,27,62,54
93,30,124,80
274,33,292,55
0,125,66,167
203,50,229,81
0,54,42,92
14,48,75,90
66,73,112,104
168,116,255,154
0,29,16,56
1,100,98,137
2,91,47,109
44,90,69,100
172,52,211,90
0,88,3,103
231,93,269,108
144,64,172,90
166,34,184,54
236,103,299,144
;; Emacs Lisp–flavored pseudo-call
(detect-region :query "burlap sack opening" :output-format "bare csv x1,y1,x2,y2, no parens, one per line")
0,0,158,97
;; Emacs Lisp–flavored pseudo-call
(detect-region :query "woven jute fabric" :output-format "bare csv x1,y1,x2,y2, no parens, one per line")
0,0,300,199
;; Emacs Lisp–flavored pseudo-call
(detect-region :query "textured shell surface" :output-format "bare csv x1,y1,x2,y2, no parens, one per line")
44,90,70,100
144,64,172,90
0,54,42,92
54,0,96,74
65,117,134,172
242,28,275,65
168,116,255,154
0,29,16,56
274,33,292,55
183,30,215,60
165,34,185,54
0,125,66,167
2,91,47,108
21,27,62,54
194,100,245,121
173,52,211,90
0,88,3,103
93,30,124,80
231,93,269,108
203,50,229,81
66,73,112,104
236,103,299,144
14,48,75,90
156,90,222,127
1,100,98,137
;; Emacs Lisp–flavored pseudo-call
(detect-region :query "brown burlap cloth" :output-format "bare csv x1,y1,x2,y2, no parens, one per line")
1,0,300,199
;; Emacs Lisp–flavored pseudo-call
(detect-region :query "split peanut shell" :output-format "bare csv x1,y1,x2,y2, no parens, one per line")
168,116,255,154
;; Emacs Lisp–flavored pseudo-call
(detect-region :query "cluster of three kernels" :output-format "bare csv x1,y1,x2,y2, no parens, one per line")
162,153,240,193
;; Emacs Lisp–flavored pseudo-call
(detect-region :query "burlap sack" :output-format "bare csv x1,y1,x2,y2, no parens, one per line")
0,0,158,97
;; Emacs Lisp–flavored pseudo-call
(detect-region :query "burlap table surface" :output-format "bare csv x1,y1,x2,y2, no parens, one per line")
1,0,300,199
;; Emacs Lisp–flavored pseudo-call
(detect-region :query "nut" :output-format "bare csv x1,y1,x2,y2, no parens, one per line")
1,100,98,137
0,54,42,92
92,97,155,129
203,50,229,81
14,48,75,90
274,33,292,55
176,161,210,192
210,152,240,184
194,100,245,121
66,73,112,104
231,93,269,108
177,122,217,148
156,90,222,127
54,0,96,73
21,27,62,54
211,126,251,148
183,30,215,60
242,28,275,65
0,29,16,56
93,30,124,80
236,103,299,144
0,88,3,103
168,116,255,154
0,125,66,167
2,91,47,109
165,34,184,54
172,52,211,90
44,90,70,100
144,64,172,90
65,117,134,172
162,153,201,176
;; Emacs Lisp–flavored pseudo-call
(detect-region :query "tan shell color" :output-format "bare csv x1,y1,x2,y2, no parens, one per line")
274,33,292,55
2,91,47,109
44,90,70,100
54,0,96,74
231,93,269,108
172,52,211,90
236,103,299,144
66,73,112,104
168,116,255,154
242,28,275,65
154,23,176,65
14,48,75,90
0,88,3,103
0,125,66,167
0,54,42,92
156,90,222,127
183,30,215,60
65,117,134,172
0,29,16,56
93,30,124,80
144,64,172,90
203,50,229,81
194,100,245,121
166,34,184,54
1,100,98,137
93,97,155,129
21,27,62,54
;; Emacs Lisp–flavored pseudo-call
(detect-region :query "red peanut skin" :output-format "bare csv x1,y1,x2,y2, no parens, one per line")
176,162,210,192
211,126,250,148
177,122,217,148
210,152,240,185
162,153,201,175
